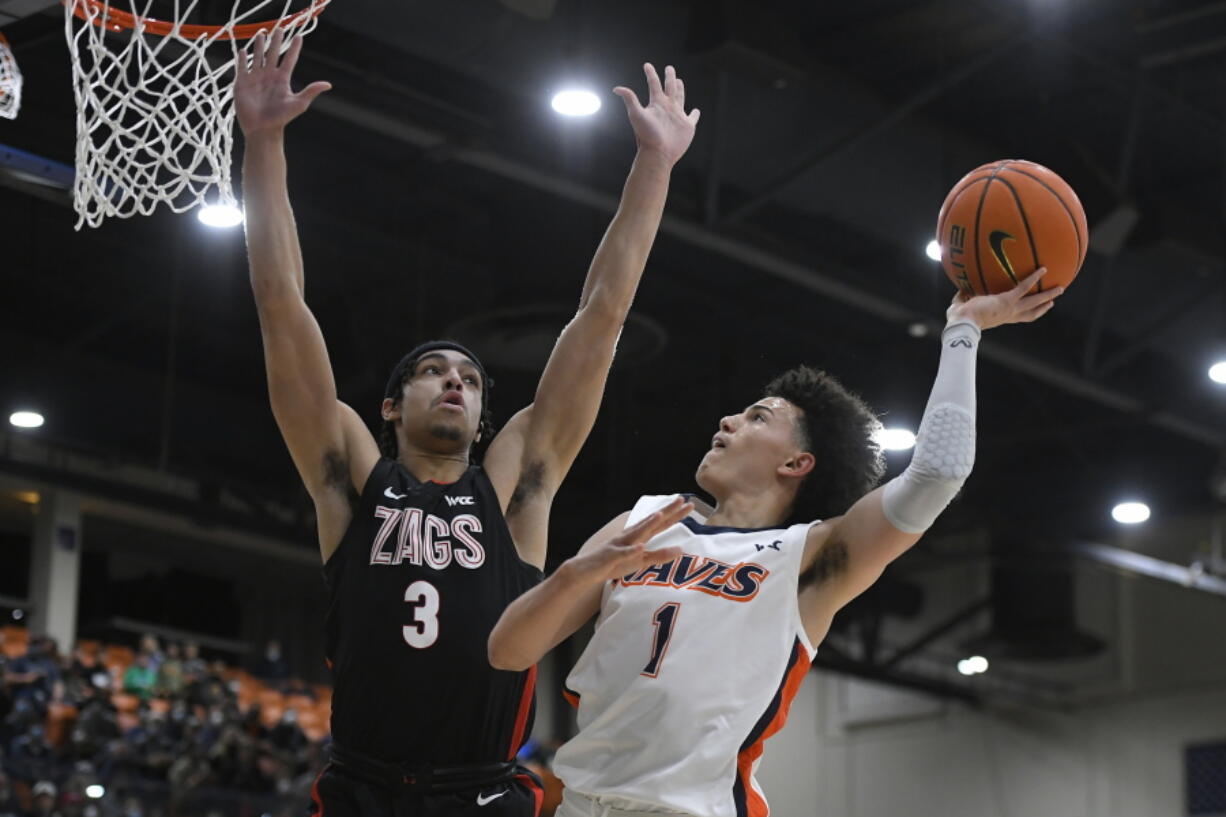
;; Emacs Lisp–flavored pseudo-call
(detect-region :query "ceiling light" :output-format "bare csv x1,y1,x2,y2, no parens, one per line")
1210,361,1226,384
966,655,989,674
85,785,105,799
875,427,916,451
9,411,44,428
12,609,23,620
197,203,244,228
1111,501,1150,525
925,239,942,261
551,89,601,117
956,659,974,676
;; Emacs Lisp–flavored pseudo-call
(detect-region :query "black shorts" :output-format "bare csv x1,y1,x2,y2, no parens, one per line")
308,763,543,817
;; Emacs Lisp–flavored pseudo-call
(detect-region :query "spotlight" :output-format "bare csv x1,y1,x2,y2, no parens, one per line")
551,89,601,117
1210,361,1226,384
9,411,44,428
86,785,105,799
197,203,244,228
1111,501,1150,525
12,609,23,620
874,428,916,451
925,240,942,261
966,655,989,673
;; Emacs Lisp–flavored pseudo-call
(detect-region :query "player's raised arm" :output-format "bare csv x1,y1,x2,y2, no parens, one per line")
489,500,690,671
238,32,376,559
485,64,700,567
799,270,1064,631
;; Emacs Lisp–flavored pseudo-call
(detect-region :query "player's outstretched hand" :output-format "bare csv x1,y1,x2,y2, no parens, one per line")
614,64,700,167
235,30,332,137
946,268,1064,331
570,497,692,585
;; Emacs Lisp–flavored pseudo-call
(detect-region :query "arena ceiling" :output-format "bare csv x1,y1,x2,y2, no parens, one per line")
2,0,1225,697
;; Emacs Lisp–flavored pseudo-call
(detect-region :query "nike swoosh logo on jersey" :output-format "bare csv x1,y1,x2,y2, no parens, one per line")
987,229,1020,284
476,791,508,806
384,487,408,501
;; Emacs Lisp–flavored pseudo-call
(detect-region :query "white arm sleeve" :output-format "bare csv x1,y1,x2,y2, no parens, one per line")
880,320,979,534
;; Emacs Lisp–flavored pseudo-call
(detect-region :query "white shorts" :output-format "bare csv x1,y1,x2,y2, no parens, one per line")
555,789,692,817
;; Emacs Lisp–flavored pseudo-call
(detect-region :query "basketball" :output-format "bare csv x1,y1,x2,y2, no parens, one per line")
936,160,1088,296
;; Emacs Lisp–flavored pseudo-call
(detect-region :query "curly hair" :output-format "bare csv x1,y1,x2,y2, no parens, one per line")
763,365,884,522
378,361,495,460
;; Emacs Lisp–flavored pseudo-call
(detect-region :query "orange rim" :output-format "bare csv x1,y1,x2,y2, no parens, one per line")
66,0,327,40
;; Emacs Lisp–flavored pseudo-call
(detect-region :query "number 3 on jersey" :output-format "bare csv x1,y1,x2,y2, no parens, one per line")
641,602,680,678
403,581,440,649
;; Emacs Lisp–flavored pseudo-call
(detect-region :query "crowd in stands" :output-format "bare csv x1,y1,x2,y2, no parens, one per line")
0,627,329,817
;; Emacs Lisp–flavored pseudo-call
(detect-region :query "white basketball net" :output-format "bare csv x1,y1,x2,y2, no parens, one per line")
0,34,22,120
64,0,329,229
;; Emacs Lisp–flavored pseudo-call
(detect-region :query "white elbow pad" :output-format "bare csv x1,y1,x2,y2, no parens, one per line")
880,403,975,534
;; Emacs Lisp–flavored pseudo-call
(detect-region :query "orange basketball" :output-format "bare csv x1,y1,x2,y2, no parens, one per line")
936,160,1088,296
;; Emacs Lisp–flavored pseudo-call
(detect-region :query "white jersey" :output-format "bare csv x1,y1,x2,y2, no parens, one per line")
553,495,815,817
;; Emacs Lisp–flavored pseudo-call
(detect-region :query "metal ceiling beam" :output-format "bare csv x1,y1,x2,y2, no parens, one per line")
879,598,991,671
307,93,1225,449
1076,542,1226,598
721,39,1020,226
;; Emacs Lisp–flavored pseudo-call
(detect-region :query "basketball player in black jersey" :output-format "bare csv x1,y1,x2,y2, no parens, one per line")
235,30,700,817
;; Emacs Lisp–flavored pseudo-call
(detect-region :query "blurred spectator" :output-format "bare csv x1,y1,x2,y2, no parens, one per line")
0,771,22,817
181,643,206,682
252,641,288,683
6,636,59,712
136,636,162,675
154,645,184,699
9,724,56,785
30,780,63,817
121,656,155,701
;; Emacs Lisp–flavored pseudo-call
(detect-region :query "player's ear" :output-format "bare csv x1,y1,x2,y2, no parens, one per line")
779,451,815,480
381,397,399,422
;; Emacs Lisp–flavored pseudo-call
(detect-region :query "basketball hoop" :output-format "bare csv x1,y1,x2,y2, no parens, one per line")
0,33,22,120
63,0,330,229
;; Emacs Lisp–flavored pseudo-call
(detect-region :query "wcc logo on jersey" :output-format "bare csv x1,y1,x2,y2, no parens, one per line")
367,505,485,569
620,554,770,602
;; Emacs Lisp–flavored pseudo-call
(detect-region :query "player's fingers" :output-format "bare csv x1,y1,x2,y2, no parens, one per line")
620,498,692,545
663,64,676,98
1019,285,1064,308
1013,267,1048,299
1019,300,1055,323
280,34,305,76
638,545,683,570
613,86,644,113
269,27,286,67
250,31,267,69
687,108,701,126
644,62,664,103
297,81,332,107
674,75,685,108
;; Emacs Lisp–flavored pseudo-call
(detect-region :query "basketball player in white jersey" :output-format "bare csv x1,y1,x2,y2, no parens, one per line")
489,269,1062,817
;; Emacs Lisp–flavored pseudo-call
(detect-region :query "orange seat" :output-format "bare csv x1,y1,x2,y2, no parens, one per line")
111,693,140,713
2,639,27,659
286,694,315,712
103,645,135,666
258,688,285,709
259,705,284,728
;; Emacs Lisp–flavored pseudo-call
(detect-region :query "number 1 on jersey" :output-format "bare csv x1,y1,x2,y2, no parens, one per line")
641,602,680,678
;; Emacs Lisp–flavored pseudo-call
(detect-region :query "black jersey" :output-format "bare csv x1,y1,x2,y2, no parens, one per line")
323,457,543,764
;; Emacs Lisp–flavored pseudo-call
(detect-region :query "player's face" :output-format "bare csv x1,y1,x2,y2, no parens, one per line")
391,350,484,450
696,397,809,497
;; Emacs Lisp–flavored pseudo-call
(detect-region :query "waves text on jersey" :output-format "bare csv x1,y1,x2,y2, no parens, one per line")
618,554,770,602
